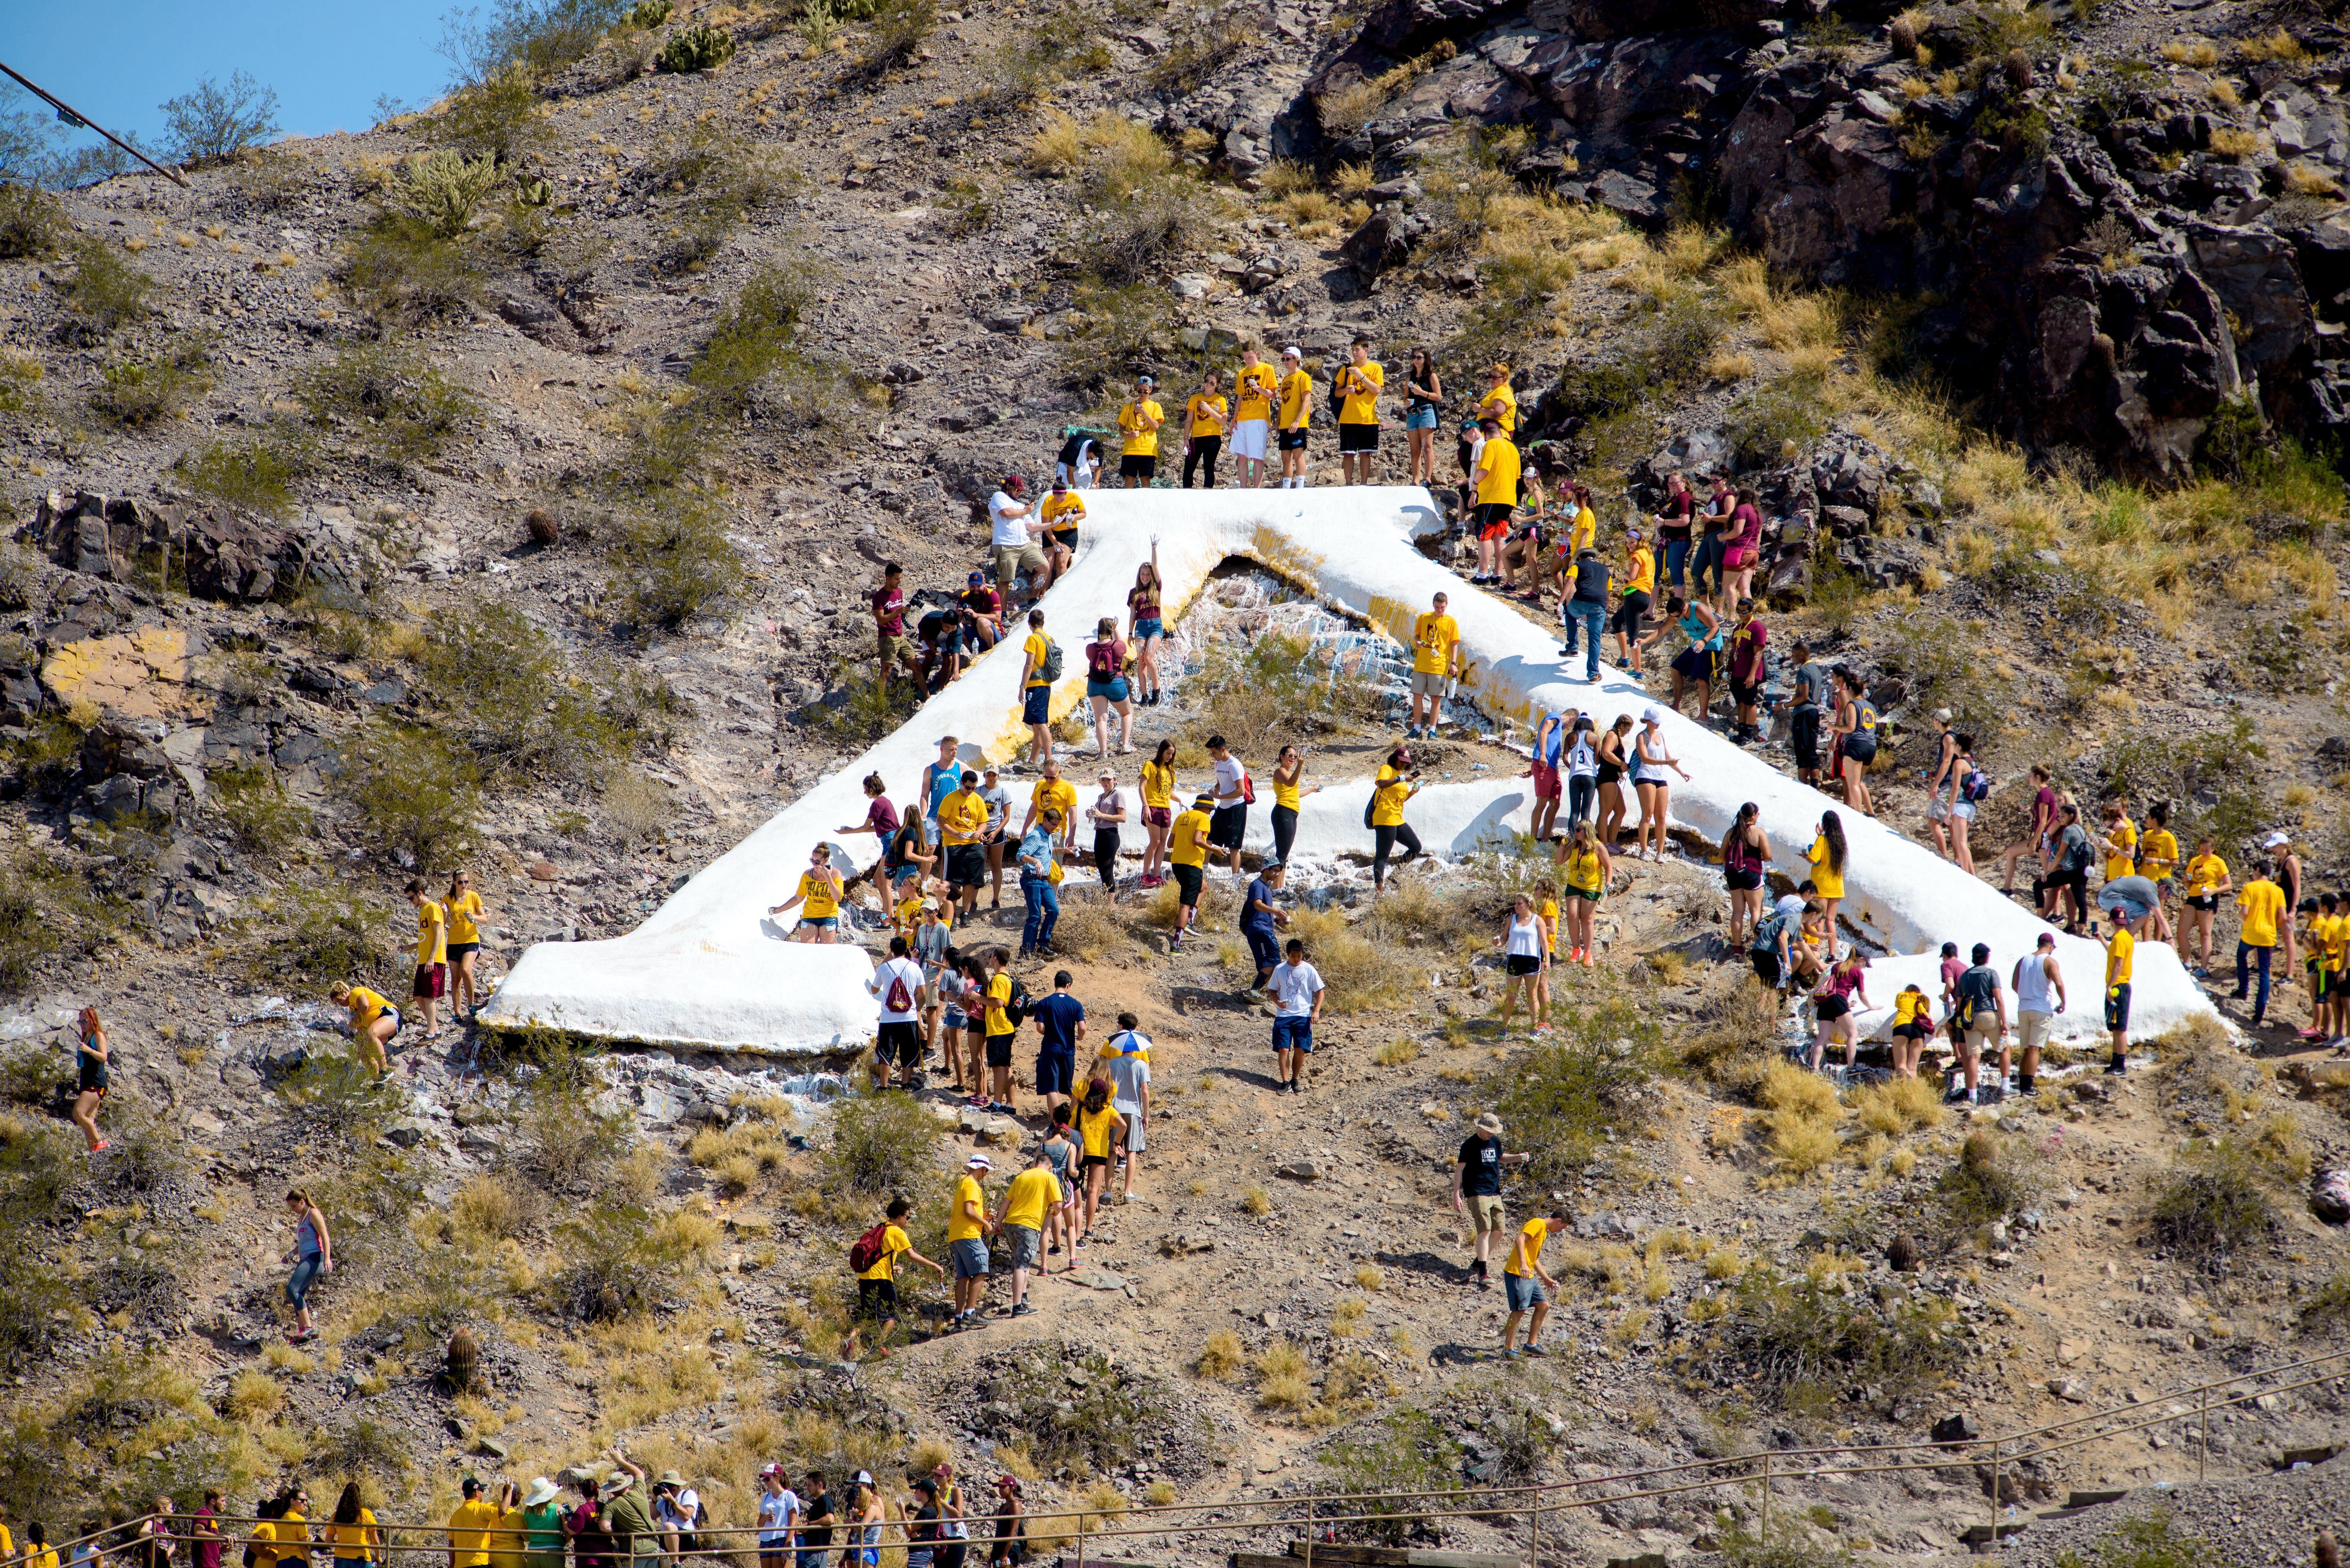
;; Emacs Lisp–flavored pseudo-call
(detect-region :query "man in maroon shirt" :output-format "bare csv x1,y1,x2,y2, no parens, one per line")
194,1492,224,1568
873,564,917,692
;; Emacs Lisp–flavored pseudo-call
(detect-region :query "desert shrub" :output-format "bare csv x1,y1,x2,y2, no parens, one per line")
0,1108,77,1230
1193,1330,1244,1378
2052,1511,2217,1568
596,397,716,492
864,0,937,70
1145,11,1250,94
1694,1262,1960,1410
606,497,742,629
412,600,630,786
1078,178,1220,285
2095,716,2265,848
2150,1135,2286,1268
548,1198,701,1319
435,63,551,164
2298,1269,2350,1335
1760,1059,1845,1177
60,238,159,327
97,1110,187,1196
1935,1129,2048,1231
1280,909,1414,1014
824,1089,942,1196
507,1050,630,1191
443,0,634,82
1850,1075,1943,1136
1325,1409,1464,1545
1183,630,1382,760
297,341,480,459
0,845,114,994
1727,373,1828,467
602,769,674,846
1452,251,1575,372
0,184,67,258
280,1051,404,1143
989,2,1115,100
85,1249,187,1317
228,145,315,211
1713,1516,1855,1568
385,148,503,239
659,22,738,72
174,429,311,517
1053,277,1175,393
338,212,489,325
1490,990,1671,1182
998,1344,1163,1471
90,346,211,426
331,723,484,865
691,263,817,410
160,71,281,163
313,1417,414,1482
257,883,390,984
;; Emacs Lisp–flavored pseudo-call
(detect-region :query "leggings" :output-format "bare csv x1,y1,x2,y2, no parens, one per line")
1566,776,1596,833
1270,804,1298,867
1373,823,1422,886
1092,829,1120,886
1181,437,1222,489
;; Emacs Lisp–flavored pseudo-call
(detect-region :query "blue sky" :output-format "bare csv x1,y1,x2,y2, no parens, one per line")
7,0,453,152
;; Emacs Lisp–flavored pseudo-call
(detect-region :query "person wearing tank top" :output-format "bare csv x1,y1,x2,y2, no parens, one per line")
2010,934,2066,1095
1494,894,1550,1031
1564,720,1599,835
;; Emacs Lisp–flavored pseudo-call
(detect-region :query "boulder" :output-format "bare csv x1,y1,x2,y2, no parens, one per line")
1527,0,1815,37
21,492,377,604
1340,209,1432,276
1359,0,1520,51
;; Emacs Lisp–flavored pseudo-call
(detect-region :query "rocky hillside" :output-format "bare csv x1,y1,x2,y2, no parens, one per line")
4,0,2350,1563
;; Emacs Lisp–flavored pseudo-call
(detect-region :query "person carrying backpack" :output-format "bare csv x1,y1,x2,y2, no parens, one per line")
1942,733,1986,876
843,1195,944,1361
869,936,928,1092
1946,942,2009,1106
981,948,1026,1114
1017,610,1059,770
2035,802,2093,934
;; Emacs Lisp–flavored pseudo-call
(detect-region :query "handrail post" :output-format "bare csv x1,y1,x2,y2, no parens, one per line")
2198,1385,2209,1483
1304,1492,1313,1568
1527,1481,1539,1568
1988,1439,2000,1555
1760,1450,1770,1546
1075,1495,1085,1568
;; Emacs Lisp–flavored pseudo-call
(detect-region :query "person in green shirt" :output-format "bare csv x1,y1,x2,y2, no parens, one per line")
599,1450,656,1568
520,1479,565,1568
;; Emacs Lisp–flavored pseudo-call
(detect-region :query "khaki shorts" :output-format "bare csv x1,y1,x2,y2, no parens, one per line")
1469,1193,1507,1233
1961,1024,2003,1058
878,631,915,670
2016,1011,2054,1055
995,542,1048,585
1411,668,1448,697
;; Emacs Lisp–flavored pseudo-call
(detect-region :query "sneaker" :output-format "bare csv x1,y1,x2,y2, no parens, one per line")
2104,1058,2128,1075
1501,1346,1520,1360
1013,1302,1038,1316
1169,931,1184,952
965,1095,990,1108
1523,1342,1548,1357
989,1100,1014,1114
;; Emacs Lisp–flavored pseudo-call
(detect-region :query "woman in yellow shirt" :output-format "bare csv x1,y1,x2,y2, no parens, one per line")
2179,838,2230,973
1268,744,1322,868
330,1483,379,1568
1476,364,1516,433
1612,528,1656,674
1553,822,1611,966
1369,743,1422,895
1181,370,1231,490
767,844,845,945
1073,1075,1128,1242
1888,984,1933,1080
1116,375,1165,487
1807,809,1848,959
329,983,400,1076
443,869,488,1025
1138,738,1179,888
2135,801,2179,944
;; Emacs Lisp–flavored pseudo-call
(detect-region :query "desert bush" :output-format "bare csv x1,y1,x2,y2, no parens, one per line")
313,1417,414,1482
1078,177,1221,285
1145,11,1251,94
550,1198,703,1319
339,213,489,324
691,262,818,410
1279,909,1413,1014
1850,1075,1943,1136
988,3,1115,100
385,149,503,240
0,184,66,259
998,1344,1163,1471
1053,277,1176,393
411,600,630,786
296,341,480,460
660,22,738,72
1490,990,1671,1182
443,0,634,82
451,1172,534,1242
2052,1511,2217,1568
507,1050,630,1191
864,0,937,70
281,1051,404,1143
1325,1408,1463,1545
2297,1269,2350,1335
605,496,742,629
2150,1135,2286,1268
1728,373,1828,468
1193,1329,1244,1379
91,346,211,426
174,429,310,517
97,1109,187,1196
160,71,281,163
331,723,484,866
1694,1262,1960,1410
257,883,390,984
1183,630,1382,760
1712,1516,1854,1568
435,63,551,164
1936,1129,2048,1231
2095,716,2265,848
0,845,113,994
602,769,674,846
823,1089,942,1196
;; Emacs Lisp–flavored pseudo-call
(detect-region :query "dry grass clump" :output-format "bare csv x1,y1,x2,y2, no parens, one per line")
1286,907,1417,1014
1374,1037,1421,1067
1242,1185,1273,1217
1355,1264,1385,1291
1044,891,1129,961
1758,1059,1844,1178
1193,1330,1244,1379
1316,42,1455,136
2239,27,2310,62
2284,162,2342,197
1850,1075,1944,1136
1254,1338,1311,1408
2162,36,2221,65
2208,125,2267,160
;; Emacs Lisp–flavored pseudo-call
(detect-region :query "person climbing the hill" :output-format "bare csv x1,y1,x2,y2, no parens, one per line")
1103,1019,1152,1201
1335,336,1384,485
1021,758,1079,857
1469,416,1520,587
407,880,449,1040
1474,363,1516,444
2180,835,2230,975
921,736,963,851
1723,599,1768,744
1016,808,1063,961
1369,743,1422,895
1117,376,1166,487
1612,528,1655,675
1559,543,1610,683
1269,744,1322,867
2011,930,2065,1095
1827,666,1877,816
1018,610,1058,770
1180,369,1229,489
1495,893,1550,1032
1595,713,1633,851
869,936,926,1091
1806,810,1847,958
1030,971,1085,1122
1721,802,1770,950
1808,951,1871,1073
1402,347,1443,489
960,572,1004,654
282,1187,331,1343
2097,798,2139,912
938,770,990,923
1269,937,1325,1094
1082,617,1133,758
844,1194,942,1360
1038,483,1084,584
1275,346,1313,488
2236,858,2288,1026
870,562,919,694
1232,345,1277,487
1241,860,1290,995
1941,733,1983,877
1564,714,1599,836
2036,802,2093,934
70,1004,109,1152
1785,638,1825,789
1653,470,1696,593
993,1149,1060,1317
1409,591,1461,739
1554,820,1611,965
2136,800,2179,945
1167,794,1214,950
1054,428,1103,491
1718,487,1765,611
768,844,845,945
1997,764,2060,896
988,476,1051,608
1643,593,1721,721
330,982,400,1077
1629,708,1688,864
1206,735,1250,876
1138,738,1178,889
444,870,487,1026
1086,769,1126,896
1527,708,1570,843
1452,1111,1531,1289
945,1153,997,1332
1499,1202,1567,1359
1126,540,1166,708
1072,1077,1126,1241
1693,472,1733,603
1948,942,2009,1106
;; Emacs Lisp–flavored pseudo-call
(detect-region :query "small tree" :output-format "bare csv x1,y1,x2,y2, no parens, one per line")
159,71,282,163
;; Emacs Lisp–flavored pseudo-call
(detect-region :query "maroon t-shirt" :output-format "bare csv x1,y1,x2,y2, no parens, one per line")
872,585,906,636
1656,491,1696,542
195,1509,223,1568
866,796,901,836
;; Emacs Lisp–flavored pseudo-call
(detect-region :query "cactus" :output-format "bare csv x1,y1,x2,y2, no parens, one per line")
625,0,674,26
1888,16,1917,57
515,178,554,208
2004,48,2035,90
445,1325,481,1394
658,24,738,73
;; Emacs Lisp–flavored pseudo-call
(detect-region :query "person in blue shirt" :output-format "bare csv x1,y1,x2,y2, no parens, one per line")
1241,861,1290,995
1017,809,1062,959
1030,972,1087,1119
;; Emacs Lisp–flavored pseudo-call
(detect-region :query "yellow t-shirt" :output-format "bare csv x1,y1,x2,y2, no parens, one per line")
1337,359,1383,424
2320,912,2347,972
2185,853,2228,897
1807,836,1844,901
331,1509,379,1559
1032,777,1077,828
1002,1166,1062,1231
1411,612,1459,676
2103,818,2138,884
948,1173,987,1243
1504,1216,1550,1278
346,986,392,1031
1625,545,1655,596
1539,896,1558,955
893,895,924,937
445,890,484,946
1186,392,1229,438
1040,491,1085,537
1141,762,1177,811
939,788,988,846
1570,505,1597,553
1893,990,1929,1027
985,971,1014,1036
415,900,448,966
1475,437,1521,508
2106,926,2134,989
2136,829,2179,881
2239,879,2286,947
1118,398,1164,456
1371,764,1412,829
1564,846,1603,894
1078,1101,1123,1158
1277,368,1312,428
797,870,839,920
1022,631,1053,689
1234,363,1276,422
489,1509,526,1568
857,1222,912,1281
250,1520,280,1568
1169,809,1212,867
449,1503,500,1568
1477,381,1517,433
1271,770,1301,811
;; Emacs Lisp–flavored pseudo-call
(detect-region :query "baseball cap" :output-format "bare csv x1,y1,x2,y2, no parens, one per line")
2263,830,2292,848
1137,374,1155,387
1098,768,1116,781
1004,472,1026,491
1282,344,1302,358
1642,706,1665,723
967,570,985,584
983,764,1000,775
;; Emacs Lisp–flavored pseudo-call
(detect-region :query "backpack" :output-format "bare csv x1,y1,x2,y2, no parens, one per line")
1038,637,1064,683
850,1220,893,1273
1963,765,1993,804
1238,767,1255,805
883,967,915,1014
1363,792,1376,830
1003,976,1032,1028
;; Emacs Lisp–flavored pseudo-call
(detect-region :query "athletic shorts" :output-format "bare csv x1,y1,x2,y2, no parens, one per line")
1815,994,1851,1022
1961,1024,2002,1057
2104,983,2132,1032
1143,805,1172,828
1246,925,1281,974
986,1032,1015,1068
1208,805,1247,849
1729,677,1760,707
1035,1051,1075,1098
1474,502,1513,540
1172,862,1205,907
855,1277,899,1320
1337,422,1378,453
1751,949,1783,987
879,1020,922,1067
950,1238,990,1279
1504,1271,1547,1311
1022,685,1051,725
2187,893,2218,912
1725,868,1761,891
1050,528,1077,553
1119,454,1157,479
413,963,447,1000
1565,886,1601,904
1505,954,1541,976
1277,428,1308,451
1003,1222,1042,1273
1411,668,1447,697
1231,420,1269,460
947,843,987,887
1469,1193,1506,1233
1272,1014,1314,1054
447,941,479,959
1891,1021,1930,1043
1123,1112,1147,1153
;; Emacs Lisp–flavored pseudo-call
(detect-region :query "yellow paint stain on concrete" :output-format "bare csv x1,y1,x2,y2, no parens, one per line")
41,626,201,721
1245,521,1329,596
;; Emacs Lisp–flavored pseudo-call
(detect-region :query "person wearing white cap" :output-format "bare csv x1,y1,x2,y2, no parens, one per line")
757,1466,801,1568
1087,768,1126,895
1629,708,1688,863
1274,346,1312,487
1452,1110,1529,1289
946,1153,997,1330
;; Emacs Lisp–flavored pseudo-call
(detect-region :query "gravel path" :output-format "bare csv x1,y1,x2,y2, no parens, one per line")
2002,1459,2350,1567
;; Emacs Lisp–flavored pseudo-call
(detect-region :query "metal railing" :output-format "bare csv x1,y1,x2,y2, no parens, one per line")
31,1346,2349,1568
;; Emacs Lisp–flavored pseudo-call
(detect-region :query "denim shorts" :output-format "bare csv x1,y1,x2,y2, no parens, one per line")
1505,1271,1547,1311
951,1237,991,1279
1133,616,1163,640
1405,405,1438,430
1023,686,1051,724
1087,677,1129,702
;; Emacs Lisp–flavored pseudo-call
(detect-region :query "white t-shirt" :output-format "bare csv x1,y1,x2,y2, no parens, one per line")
980,782,1012,833
758,1491,800,1547
1270,961,1325,1018
1106,1050,1150,1114
989,491,1030,547
1213,754,1246,808
870,957,925,1024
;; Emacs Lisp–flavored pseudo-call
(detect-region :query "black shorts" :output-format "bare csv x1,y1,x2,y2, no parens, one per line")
1473,501,1513,538
855,1277,899,1320
1725,869,1761,891
1505,954,1541,976
1278,428,1309,451
2187,893,2218,912
1051,528,1077,551
1119,453,1156,479
1729,678,1760,707
2105,983,2132,1032
948,843,987,888
447,941,479,959
1843,732,1879,766
986,1032,1015,1068
79,1056,109,1094
1081,1153,1111,1169
1337,421,1378,453
1892,1021,1930,1042
879,1020,922,1067
1208,805,1247,849
1751,949,1783,987
1172,862,1205,908
1815,995,1851,1022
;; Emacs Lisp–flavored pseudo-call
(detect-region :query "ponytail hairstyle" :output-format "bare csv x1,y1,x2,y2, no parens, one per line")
1721,801,1758,865
2147,799,2170,828
1820,810,1847,874
863,773,886,797
1096,616,1117,640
